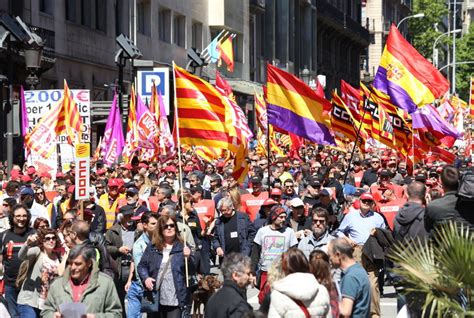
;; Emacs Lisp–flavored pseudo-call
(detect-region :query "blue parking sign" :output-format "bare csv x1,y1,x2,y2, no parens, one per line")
136,67,170,115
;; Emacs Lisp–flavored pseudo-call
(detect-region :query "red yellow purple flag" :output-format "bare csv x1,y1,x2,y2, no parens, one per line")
373,24,450,113
266,64,335,145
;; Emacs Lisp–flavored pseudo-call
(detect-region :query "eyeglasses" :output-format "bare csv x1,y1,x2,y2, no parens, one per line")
361,199,374,204
284,185,294,188
133,179,141,182
313,219,326,224
36,192,44,195
96,186,104,189
162,223,175,230
44,236,56,241
2,203,9,207
371,161,379,164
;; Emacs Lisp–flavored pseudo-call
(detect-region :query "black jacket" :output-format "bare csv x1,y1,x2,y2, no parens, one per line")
89,204,106,234
204,280,253,318
361,168,378,187
362,228,394,270
212,212,253,256
425,191,464,235
393,202,428,242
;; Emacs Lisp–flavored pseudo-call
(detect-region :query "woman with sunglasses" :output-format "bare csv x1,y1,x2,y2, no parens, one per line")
138,215,193,318
16,229,61,317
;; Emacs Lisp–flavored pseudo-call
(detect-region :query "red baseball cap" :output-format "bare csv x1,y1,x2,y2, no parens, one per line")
96,168,106,176
21,175,32,183
40,172,52,179
360,193,375,201
138,163,148,169
56,172,65,179
108,178,120,187
27,166,36,175
270,188,282,196
164,166,177,173
262,198,278,206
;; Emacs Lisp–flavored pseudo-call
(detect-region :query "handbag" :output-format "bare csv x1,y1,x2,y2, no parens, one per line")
141,254,174,313
291,297,310,318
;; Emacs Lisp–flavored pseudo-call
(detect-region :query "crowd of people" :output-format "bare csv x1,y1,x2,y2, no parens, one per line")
0,143,472,318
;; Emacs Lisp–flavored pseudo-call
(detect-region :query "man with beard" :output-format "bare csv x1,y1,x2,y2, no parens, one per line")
298,207,335,257
98,178,125,230
19,186,48,226
251,206,298,301
120,186,148,217
0,204,34,318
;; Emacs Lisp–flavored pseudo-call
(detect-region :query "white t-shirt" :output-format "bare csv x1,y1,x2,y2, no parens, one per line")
254,226,298,272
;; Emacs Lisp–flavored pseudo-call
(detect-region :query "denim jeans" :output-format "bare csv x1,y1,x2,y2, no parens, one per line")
126,280,144,318
17,304,40,318
4,284,19,318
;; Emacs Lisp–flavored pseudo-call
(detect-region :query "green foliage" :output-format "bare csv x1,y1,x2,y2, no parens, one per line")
409,0,448,60
455,23,474,101
410,0,473,100
389,222,474,317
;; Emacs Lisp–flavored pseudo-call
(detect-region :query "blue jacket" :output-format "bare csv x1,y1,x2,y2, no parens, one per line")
212,211,254,256
137,241,194,308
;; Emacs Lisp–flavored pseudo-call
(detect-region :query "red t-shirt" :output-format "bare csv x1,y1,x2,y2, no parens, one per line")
194,199,216,230
241,191,268,221
69,274,90,302
376,198,407,230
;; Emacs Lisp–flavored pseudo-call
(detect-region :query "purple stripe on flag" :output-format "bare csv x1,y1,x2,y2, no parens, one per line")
102,93,125,165
411,105,462,139
373,67,418,113
267,103,335,146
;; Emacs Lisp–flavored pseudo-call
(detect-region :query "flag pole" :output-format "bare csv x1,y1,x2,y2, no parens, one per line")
342,93,371,186
172,62,189,288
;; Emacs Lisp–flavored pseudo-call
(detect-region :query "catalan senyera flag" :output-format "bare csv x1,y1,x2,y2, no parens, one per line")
174,64,236,152
25,80,83,158
57,80,83,144
331,91,367,145
266,64,335,145
218,36,234,72
254,90,268,132
470,77,474,118
373,24,450,113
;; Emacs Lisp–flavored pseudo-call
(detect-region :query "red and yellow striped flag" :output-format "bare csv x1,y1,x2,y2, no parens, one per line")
174,64,236,152
331,91,367,145
57,80,83,144
25,80,83,158
218,36,234,72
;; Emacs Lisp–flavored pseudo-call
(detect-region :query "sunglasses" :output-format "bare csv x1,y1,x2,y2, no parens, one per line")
44,236,56,241
36,192,44,195
313,219,326,224
361,199,374,204
371,161,379,164
162,223,175,230
2,203,9,207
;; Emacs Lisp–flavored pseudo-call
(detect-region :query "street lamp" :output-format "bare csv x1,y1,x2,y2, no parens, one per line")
397,13,425,29
432,29,461,68
24,45,43,89
300,66,310,85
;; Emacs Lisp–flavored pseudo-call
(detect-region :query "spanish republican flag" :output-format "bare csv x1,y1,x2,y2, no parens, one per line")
174,64,236,152
470,77,474,118
218,36,234,72
373,24,450,113
266,64,335,146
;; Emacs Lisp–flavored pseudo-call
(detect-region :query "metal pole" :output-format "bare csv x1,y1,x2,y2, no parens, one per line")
6,83,12,176
452,0,457,94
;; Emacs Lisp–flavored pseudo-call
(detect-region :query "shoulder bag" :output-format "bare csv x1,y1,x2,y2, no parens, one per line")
141,254,174,313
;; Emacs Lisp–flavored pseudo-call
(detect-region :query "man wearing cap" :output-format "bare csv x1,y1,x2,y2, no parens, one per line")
281,179,298,203
387,157,404,185
361,157,381,187
19,186,49,225
126,211,158,316
249,198,278,242
370,169,405,202
287,197,311,239
298,207,335,257
251,206,298,301
302,177,322,207
98,178,126,230
351,160,364,187
120,186,149,216
241,176,268,222
212,197,253,260
105,204,137,312
336,192,386,318
313,188,342,231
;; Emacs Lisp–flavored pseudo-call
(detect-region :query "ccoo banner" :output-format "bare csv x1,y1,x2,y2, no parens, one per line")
75,143,91,200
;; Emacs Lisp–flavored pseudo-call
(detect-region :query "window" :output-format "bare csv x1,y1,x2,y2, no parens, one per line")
81,0,92,27
66,0,76,22
40,0,54,15
159,7,171,43
137,1,151,36
173,14,186,47
95,0,106,31
191,21,203,50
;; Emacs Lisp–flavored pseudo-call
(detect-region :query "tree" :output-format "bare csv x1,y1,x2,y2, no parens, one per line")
455,22,474,101
409,0,473,100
